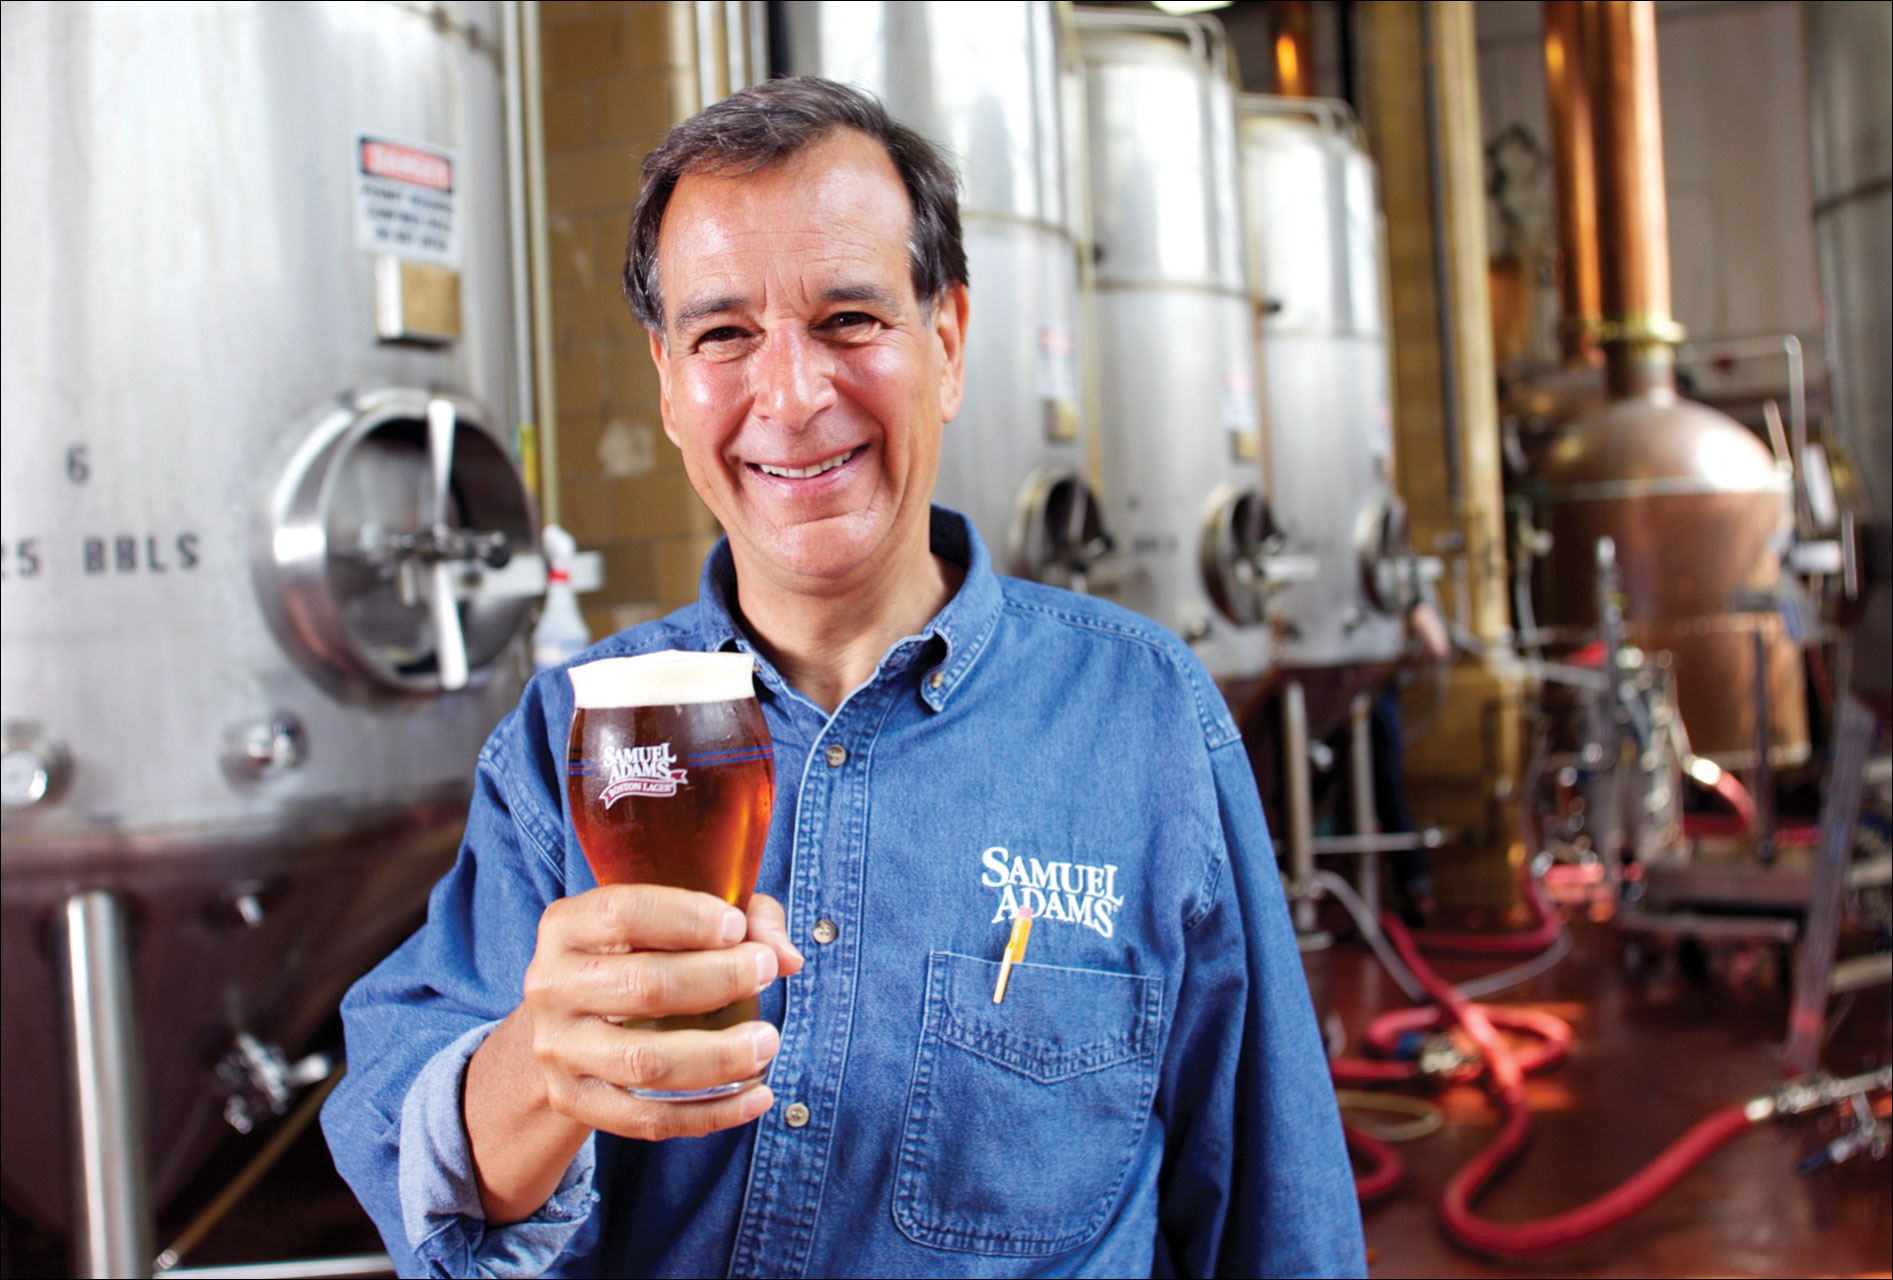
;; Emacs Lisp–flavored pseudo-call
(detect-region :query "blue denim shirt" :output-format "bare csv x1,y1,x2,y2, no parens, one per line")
322,510,1365,1279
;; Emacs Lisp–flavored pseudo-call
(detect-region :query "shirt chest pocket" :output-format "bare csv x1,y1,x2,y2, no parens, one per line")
892,951,1163,1257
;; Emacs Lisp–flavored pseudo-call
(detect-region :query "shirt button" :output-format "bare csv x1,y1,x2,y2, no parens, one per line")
929,670,945,690
812,918,839,945
824,743,848,768
784,1102,811,1128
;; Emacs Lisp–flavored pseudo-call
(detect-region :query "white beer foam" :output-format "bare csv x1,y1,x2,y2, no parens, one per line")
569,650,756,708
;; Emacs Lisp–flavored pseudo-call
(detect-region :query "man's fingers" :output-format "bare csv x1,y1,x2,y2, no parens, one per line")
746,893,806,975
548,1021,781,1106
546,884,746,954
586,1083,777,1143
533,943,776,1021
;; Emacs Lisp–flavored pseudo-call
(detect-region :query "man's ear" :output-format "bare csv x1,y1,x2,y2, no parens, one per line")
934,283,970,424
648,328,679,446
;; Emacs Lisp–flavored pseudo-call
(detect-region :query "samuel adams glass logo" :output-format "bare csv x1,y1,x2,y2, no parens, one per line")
571,741,774,807
598,743,688,804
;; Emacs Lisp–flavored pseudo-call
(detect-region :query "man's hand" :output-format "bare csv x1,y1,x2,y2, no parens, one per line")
524,886,801,1133
466,888,803,1223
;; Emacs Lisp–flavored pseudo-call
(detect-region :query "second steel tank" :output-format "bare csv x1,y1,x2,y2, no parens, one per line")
776,1,1109,586
1075,10,1274,682
1239,95,1416,671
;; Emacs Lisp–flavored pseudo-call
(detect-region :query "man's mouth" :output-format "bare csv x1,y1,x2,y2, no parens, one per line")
750,447,863,480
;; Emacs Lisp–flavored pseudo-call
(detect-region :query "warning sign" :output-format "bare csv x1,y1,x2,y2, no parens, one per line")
1035,325,1079,403
354,134,460,266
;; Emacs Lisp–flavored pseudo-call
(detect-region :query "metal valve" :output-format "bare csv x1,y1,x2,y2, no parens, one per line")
216,1032,334,1134
1796,1092,1890,1174
225,715,308,780
365,524,513,572
1749,1064,1893,1122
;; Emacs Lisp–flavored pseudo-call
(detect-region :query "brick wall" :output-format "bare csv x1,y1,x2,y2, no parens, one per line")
538,1,722,639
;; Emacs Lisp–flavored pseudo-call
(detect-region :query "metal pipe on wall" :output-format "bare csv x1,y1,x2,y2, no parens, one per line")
1418,0,1463,512
1543,0,1601,368
1581,0,1683,396
521,1,560,525
502,1,540,507
1268,0,1314,98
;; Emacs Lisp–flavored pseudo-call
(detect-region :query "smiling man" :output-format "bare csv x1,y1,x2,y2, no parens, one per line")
323,78,1364,1279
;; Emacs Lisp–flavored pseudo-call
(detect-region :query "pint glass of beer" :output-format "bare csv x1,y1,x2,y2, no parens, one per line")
566,650,775,1100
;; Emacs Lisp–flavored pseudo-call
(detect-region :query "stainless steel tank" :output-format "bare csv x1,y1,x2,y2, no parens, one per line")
1074,10,1274,682
1804,1,1892,721
1238,96,1414,671
1,0,537,1232
776,1,1109,587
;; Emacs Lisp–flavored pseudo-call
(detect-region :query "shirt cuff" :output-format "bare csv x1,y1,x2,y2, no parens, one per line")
398,1021,599,1278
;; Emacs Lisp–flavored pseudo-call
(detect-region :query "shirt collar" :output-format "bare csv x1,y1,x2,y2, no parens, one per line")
692,506,1004,712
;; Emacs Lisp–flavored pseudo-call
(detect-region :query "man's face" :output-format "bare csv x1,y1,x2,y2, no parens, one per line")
649,128,968,596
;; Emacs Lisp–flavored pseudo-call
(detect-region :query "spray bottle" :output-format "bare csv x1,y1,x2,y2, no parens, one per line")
532,524,590,672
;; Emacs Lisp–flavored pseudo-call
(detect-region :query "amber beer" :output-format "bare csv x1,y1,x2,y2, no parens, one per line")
567,651,775,1099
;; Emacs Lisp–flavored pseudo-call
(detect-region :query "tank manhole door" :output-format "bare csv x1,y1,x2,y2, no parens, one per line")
1008,467,1115,592
258,388,538,698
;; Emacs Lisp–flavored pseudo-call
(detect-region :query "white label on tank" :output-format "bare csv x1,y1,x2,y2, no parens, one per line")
1221,369,1260,433
1036,326,1079,403
1369,404,1394,461
354,134,460,266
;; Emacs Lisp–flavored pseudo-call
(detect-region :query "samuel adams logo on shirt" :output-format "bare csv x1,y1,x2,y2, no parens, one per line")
981,846,1127,938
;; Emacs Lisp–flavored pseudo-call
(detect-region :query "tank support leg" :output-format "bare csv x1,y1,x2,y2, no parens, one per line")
1751,626,1777,863
1349,692,1382,918
1284,680,1317,933
59,889,154,1279
1783,694,1876,1076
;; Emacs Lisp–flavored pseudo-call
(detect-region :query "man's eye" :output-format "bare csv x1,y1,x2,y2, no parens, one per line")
698,326,745,345
824,312,880,338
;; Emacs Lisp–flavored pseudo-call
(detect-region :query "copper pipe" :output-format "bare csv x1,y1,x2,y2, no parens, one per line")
1543,1,1602,367
1581,0,1681,397
1269,0,1314,97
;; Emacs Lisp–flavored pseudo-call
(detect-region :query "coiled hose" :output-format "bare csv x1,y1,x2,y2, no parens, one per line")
1379,912,1764,1257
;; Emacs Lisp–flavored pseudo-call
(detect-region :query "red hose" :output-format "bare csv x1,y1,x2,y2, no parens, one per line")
1331,1057,1421,1084
1379,912,1761,1257
1408,873,1562,954
1439,1100,1756,1255
1346,1125,1404,1202
1362,1005,1572,1076
1705,767,1760,832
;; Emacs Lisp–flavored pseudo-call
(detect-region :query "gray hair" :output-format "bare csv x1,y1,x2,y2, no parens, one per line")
621,76,968,334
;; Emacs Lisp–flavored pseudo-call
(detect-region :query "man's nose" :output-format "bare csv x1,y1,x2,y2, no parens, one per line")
747,327,836,428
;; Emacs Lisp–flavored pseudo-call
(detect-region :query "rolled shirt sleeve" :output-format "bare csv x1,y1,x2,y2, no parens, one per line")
396,1023,598,1278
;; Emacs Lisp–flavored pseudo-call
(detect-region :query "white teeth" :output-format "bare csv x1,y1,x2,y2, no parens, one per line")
755,448,858,479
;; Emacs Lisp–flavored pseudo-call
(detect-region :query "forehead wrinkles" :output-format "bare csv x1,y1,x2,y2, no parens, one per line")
658,133,917,322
